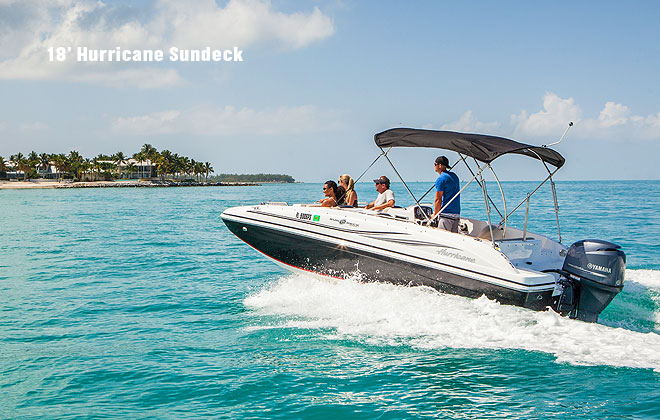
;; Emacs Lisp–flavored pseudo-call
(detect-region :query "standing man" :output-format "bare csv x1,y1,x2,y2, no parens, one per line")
365,176,395,210
432,156,460,232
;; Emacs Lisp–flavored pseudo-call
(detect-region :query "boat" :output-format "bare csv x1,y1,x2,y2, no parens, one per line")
221,127,626,322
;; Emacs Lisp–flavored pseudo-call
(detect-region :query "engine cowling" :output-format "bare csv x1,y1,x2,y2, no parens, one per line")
553,239,626,322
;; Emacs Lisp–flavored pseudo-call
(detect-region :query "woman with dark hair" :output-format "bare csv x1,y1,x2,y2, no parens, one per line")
318,180,340,207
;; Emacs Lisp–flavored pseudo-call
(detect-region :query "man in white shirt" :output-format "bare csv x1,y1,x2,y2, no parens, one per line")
365,176,395,210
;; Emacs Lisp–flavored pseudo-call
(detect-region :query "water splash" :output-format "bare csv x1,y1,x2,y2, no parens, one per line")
245,269,660,372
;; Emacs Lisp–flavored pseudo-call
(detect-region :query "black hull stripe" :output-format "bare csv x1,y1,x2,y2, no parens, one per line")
222,212,556,290
232,230,345,280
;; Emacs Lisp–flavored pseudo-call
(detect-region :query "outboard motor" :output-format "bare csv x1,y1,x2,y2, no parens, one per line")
552,240,626,322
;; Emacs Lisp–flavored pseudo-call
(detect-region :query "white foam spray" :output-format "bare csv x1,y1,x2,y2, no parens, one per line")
244,269,660,372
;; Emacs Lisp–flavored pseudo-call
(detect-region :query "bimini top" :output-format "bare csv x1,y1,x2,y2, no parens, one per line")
375,128,565,168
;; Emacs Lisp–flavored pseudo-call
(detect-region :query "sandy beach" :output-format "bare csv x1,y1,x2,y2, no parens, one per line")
0,180,62,189
0,180,258,189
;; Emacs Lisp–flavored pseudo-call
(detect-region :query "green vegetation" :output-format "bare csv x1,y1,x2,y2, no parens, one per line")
1,147,295,184
0,144,214,182
209,173,295,183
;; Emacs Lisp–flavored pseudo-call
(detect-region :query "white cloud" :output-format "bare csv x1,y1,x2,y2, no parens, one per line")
429,93,660,142
112,104,343,136
512,93,583,138
0,0,334,88
438,110,501,134
513,93,660,141
596,101,630,128
160,0,334,50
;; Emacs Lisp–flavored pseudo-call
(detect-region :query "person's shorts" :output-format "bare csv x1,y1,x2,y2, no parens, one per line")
438,213,460,233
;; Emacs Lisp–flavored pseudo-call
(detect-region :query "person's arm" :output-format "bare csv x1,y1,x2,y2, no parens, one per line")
432,190,444,218
365,200,374,209
372,199,394,210
321,198,334,207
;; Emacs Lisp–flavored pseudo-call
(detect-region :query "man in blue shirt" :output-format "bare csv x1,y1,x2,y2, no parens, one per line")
432,156,460,232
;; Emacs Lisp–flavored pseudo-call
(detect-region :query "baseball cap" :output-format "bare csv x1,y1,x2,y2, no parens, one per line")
372,175,390,188
435,156,451,169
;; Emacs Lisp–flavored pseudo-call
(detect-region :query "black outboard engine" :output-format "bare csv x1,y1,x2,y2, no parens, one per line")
552,240,626,322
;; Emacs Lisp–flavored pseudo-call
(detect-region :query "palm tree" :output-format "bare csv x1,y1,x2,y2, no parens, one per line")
193,161,204,182
9,153,18,179
181,157,192,179
173,154,184,179
91,158,101,181
112,151,126,179
126,162,137,179
10,153,26,180
82,158,92,181
52,154,66,182
0,156,6,179
27,151,39,178
203,162,213,182
67,151,84,181
1,147,214,184
39,153,51,178
159,149,174,180
140,144,159,178
131,152,145,179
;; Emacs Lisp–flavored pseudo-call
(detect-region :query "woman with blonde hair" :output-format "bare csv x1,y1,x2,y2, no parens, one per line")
338,174,358,207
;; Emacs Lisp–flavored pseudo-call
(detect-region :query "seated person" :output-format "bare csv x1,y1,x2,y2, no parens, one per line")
338,174,358,207
318,180,340,207
336,185,347,206
365,176,395,210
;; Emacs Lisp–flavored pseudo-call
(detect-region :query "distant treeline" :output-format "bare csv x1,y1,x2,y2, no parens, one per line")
209,173,295,183
1,144,213,182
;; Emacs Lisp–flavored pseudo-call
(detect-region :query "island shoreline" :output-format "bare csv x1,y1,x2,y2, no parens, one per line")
0,180,261,189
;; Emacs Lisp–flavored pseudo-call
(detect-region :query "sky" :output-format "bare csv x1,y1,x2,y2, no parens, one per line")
1,0,659,182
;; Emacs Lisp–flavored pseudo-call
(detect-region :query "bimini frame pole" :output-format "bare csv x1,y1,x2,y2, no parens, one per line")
529,149,562,244
379,146,432,223
353,146,392,185
476,160,495,245
379,146,487,226
549,170,562,243
458,154,504,221
504,150,563,243
436,163,487,216
522,193,530,241
487,164,507,239
464,157,508,239
505,166,561,220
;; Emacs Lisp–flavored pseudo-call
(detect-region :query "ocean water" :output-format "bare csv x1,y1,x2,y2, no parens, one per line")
1,180,659,419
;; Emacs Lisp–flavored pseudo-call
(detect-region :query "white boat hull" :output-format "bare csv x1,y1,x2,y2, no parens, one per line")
221,204,567,311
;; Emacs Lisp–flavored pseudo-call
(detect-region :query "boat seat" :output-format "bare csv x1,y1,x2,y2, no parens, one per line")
477,225,505,241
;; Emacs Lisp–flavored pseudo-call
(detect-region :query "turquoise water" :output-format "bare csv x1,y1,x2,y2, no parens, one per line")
1,181,659,419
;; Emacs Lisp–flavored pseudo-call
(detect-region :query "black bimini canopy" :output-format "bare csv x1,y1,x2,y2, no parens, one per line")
375,128,565,168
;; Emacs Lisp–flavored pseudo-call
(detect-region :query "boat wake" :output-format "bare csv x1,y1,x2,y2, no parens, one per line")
244,269,660,372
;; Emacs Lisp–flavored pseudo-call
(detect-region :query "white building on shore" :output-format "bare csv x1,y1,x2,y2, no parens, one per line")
118,159,156,179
